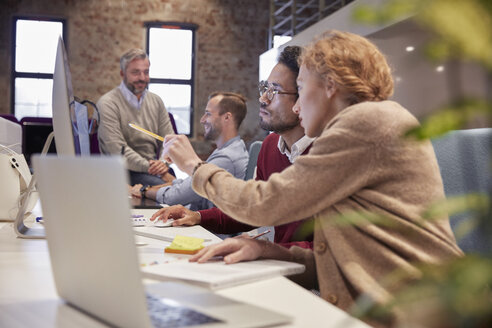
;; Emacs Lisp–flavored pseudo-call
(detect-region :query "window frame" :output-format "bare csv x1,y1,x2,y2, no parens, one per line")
145,21,197,136
10,16,67,117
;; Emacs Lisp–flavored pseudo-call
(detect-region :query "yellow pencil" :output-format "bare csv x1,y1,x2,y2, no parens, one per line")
129,123,164,142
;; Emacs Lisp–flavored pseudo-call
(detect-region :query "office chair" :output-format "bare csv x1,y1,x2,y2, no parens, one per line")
245,141,262,180
76,99,100,154
431,128,492,254
243,140,274,241
215,140,269,241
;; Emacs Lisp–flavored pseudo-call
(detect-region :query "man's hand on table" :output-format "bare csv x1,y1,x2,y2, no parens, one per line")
150,204,201,226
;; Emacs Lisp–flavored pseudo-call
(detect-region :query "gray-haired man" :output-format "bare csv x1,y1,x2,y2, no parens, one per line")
97,48,175,186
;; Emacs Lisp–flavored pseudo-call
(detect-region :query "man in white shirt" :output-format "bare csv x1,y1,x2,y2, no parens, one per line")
97,48,175,185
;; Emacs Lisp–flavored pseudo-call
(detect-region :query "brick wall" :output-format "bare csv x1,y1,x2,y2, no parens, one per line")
0,0,270,154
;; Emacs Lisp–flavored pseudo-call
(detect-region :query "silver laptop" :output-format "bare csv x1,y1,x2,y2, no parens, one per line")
32,155,291,328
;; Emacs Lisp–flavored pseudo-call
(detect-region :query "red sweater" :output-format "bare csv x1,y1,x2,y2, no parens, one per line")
199,133,313,249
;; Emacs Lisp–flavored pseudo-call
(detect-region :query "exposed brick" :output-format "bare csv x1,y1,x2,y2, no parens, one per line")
0,0,269,156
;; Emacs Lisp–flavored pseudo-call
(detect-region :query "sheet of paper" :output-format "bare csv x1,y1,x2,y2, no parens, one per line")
142,259,305,290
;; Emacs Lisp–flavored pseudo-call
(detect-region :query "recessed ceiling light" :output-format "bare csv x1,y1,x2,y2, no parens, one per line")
405,46,415,52
436,65,445,72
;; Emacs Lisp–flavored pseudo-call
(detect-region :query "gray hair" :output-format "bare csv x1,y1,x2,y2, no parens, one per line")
120,48,149,72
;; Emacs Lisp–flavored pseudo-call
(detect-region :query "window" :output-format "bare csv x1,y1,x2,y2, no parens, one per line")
145,22,197,135
11,17,66,120
273,35,292,49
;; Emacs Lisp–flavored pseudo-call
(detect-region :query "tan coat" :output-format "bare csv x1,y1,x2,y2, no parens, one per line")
192,101,463,313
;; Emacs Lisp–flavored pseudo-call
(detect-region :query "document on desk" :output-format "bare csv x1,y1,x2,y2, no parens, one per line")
133,224,220,244
141,259,305,290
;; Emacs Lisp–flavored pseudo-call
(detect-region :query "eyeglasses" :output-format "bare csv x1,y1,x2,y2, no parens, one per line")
258,80,297,101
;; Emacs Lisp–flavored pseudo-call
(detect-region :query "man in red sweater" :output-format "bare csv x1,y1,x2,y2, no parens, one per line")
151,46,314,248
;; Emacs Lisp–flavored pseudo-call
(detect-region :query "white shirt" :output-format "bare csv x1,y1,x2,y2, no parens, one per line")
277,134,315,163
118,81,147,110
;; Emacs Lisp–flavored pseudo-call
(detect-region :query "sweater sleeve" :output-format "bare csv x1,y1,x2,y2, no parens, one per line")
191,123,377,227
199,207,257,234
197,143,264,234
97,95,149,172
157,146,244,207
279,241,313,249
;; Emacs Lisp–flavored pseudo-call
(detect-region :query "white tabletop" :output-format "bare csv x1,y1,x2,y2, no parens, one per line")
0,219,369,328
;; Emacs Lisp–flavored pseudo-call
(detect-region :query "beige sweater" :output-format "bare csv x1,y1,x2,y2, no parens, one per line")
97,87,174,172
192,101,463,312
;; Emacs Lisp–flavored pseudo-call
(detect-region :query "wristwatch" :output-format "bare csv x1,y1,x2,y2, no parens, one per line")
140,185,151,198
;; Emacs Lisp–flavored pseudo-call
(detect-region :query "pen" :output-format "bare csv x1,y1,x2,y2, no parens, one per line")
128,123,171,167
129,123,164,142
252,229,271,239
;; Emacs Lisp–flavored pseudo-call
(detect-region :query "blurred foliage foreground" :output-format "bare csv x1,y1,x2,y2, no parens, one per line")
350,1,492,327
307,1,492,327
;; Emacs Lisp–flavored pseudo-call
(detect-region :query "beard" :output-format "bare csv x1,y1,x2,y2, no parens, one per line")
124,78,147,95
259,113,300,133
204,124,221,141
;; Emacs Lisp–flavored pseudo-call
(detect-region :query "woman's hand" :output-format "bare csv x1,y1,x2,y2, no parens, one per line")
189,238,267,264
161,135,202,175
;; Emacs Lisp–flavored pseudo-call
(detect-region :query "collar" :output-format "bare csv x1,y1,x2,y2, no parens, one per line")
218,135,241,149
277,134,315,163
118,81,147,110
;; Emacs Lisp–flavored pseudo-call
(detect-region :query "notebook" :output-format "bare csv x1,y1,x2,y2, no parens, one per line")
142,258,305,290
32,155,292,328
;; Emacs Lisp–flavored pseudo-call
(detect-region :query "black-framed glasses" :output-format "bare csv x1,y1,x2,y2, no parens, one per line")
258,80,298,101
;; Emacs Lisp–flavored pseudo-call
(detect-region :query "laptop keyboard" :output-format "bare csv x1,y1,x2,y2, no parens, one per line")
146,294,222,328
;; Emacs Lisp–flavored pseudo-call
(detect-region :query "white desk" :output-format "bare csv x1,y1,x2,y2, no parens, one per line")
0,220,369,328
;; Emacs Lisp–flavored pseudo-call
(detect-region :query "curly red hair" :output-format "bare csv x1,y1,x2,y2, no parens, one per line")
300,30,394,105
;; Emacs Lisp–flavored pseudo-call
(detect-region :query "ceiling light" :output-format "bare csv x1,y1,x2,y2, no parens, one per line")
405,46,415,52
436,65,445,72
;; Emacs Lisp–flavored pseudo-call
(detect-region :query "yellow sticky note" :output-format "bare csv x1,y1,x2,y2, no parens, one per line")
165,235,204,255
